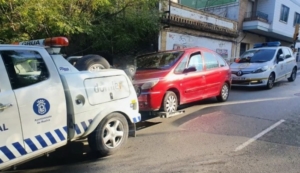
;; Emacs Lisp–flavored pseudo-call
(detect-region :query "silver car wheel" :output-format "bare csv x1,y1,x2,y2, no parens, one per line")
166,95,177,112
102,119,124,149
221,84,229,100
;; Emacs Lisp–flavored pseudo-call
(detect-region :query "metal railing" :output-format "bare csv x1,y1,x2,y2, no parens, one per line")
244,11,268,22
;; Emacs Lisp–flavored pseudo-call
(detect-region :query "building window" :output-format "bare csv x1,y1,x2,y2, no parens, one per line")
280,5,289,22
294,12,300,26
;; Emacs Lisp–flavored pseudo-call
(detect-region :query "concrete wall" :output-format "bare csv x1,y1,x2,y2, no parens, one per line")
159,1,238,61
205,3,240,21
237,0,248,30
164,31,233,61
162,1,238,30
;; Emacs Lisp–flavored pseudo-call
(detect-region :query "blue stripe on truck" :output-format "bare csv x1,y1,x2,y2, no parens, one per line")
0,115,139,165
0,146,16,160
0,127,67,165
55,129,65,141
12,142,27,156
45,132,57,144
36,135,48,148
24,139,38,152
74,119,92,135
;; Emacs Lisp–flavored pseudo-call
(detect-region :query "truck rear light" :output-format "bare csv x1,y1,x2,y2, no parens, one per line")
44,37,69,47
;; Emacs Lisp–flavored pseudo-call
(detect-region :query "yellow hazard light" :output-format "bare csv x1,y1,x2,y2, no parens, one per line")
130,100,137,110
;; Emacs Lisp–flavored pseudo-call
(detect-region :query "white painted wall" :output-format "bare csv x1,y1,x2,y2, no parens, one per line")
165,32,233,61
166,4,235,29
256,0,275,23
257,0,300,38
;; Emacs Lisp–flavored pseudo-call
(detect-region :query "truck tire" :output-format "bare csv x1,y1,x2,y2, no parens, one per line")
74,54,110,71
88,113,129,157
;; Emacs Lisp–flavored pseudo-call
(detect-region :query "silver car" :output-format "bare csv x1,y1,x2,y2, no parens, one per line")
230,42,298,89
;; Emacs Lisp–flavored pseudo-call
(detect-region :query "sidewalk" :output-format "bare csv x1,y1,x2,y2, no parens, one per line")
298,61,300,69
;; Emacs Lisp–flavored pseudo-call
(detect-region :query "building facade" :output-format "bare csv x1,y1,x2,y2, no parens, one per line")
158,0,239,62
174,0,300,57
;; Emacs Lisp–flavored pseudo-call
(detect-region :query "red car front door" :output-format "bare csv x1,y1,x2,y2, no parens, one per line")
180,52,206,102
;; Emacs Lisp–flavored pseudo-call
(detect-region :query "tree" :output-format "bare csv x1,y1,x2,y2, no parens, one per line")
0,0,161,57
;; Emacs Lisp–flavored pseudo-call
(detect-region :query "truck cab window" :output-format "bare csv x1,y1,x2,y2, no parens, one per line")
1,50,49,90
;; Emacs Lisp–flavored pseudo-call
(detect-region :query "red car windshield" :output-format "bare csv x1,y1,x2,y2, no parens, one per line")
136,51,184,70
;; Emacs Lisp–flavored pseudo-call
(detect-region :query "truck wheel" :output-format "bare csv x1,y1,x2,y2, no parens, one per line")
162,91,178,113
88,113,128,157
74,54,110,72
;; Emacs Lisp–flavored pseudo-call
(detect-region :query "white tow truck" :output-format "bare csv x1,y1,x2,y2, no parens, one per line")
0,37,141,171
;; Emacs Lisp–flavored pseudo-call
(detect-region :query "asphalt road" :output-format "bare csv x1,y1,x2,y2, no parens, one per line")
9,72,300,173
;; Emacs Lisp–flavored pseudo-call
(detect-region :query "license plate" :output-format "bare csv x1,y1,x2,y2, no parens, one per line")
232,77,246,80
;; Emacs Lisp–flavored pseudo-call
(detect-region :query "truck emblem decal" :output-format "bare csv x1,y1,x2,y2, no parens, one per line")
59,67,69,71
33,98,50,116
21,40,42,45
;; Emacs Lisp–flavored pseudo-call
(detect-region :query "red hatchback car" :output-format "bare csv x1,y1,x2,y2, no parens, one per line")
133,47,232,113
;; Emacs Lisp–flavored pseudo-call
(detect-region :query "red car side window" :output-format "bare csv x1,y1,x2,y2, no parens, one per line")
203,52,219,70
188,53,203,71
213,53,227,67
174,56,189,73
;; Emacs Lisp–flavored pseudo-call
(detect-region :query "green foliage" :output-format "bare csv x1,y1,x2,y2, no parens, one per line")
0,0,161,55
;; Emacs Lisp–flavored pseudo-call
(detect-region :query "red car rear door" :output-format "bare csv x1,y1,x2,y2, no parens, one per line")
203,51,222,97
